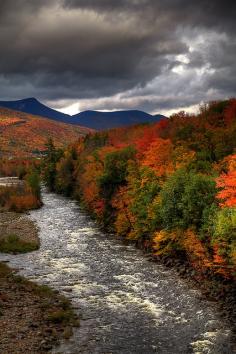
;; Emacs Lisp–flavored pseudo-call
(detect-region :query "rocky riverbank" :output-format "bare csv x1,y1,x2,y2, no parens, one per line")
0,262,79,353
0,210,79,353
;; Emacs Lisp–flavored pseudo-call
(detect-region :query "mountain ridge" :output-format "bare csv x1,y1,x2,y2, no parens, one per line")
0,97,71,123
0,98,166,130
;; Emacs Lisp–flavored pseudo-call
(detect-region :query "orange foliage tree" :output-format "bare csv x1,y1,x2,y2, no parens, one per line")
142,138,174,177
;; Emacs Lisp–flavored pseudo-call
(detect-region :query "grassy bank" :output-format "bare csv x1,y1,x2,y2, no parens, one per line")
0,234,38,253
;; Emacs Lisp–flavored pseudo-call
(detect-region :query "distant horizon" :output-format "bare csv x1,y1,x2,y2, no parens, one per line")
0,96,168,116
0,96,202,117
56,101,199,117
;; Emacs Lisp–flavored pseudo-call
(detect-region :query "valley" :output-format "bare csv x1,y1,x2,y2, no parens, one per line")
1,1,236,352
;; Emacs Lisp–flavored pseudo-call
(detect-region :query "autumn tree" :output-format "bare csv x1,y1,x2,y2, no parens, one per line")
27,168,41,200
55,147,78,196
43,138,63,191
160,169,216,230
212,207,236,270
98,146,136,226
142,138,174,177
98,146,136,201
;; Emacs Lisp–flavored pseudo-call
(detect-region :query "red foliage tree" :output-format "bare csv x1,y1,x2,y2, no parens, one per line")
216,154,236,207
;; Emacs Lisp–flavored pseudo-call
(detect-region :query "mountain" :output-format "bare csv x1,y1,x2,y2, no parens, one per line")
0,107,91,158
0,98,166,130
72,110,165,130
0,97,72,124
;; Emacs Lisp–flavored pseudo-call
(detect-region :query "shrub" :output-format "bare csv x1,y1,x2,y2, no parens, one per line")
153,229,182,257
0,234,38,253
6,194,40,212
0,182,41,212
47,309,75,324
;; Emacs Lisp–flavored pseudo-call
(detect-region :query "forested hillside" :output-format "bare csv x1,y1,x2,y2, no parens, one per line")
0,107,91,158
44,99,236,281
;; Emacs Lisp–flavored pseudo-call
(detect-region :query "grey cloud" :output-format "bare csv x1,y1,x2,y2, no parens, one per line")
0,0,235,113
63,0,236,32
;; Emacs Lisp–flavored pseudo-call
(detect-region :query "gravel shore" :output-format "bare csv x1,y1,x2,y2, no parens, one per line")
0,211,40,247
0,263,79,353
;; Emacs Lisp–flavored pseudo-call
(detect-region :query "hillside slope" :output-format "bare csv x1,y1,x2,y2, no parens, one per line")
0,107,91,158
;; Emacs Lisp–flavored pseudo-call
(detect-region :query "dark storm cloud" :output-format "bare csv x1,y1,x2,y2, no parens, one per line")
0,0,185,98
64,0,236,32
0,0,236,113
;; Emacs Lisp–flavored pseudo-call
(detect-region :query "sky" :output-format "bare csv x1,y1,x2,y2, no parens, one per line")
0,0,235,116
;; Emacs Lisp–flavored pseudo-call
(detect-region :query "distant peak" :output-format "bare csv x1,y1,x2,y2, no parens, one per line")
23,97,38,102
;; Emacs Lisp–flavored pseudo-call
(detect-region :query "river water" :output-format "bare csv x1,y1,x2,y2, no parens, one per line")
0,190,234,353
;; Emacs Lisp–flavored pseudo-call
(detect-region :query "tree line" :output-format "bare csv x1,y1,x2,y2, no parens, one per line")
42,99,236,280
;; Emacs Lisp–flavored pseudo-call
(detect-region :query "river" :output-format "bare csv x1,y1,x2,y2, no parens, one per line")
0,189,234,353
